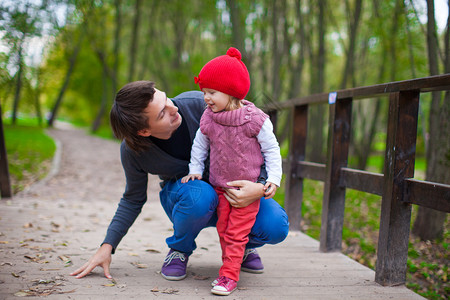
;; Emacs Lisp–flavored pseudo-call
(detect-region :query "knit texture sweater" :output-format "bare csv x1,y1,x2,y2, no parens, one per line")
200,101,268,188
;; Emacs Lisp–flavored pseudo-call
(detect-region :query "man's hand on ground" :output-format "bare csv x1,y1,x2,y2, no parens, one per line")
70,243,113,279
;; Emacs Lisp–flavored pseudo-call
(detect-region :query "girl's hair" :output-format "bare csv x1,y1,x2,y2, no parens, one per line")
110,81,156,153
225,96,243,111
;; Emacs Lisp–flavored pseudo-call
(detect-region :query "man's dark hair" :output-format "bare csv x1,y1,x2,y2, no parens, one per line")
110,81,156,153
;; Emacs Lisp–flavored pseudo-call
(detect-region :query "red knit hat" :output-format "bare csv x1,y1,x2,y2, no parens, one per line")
194,47,250,100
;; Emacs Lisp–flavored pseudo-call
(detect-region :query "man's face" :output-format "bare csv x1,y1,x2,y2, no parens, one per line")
137,88,182,139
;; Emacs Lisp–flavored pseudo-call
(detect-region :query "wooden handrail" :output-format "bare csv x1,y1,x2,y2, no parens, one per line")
265,74,450,287
264,73,450,110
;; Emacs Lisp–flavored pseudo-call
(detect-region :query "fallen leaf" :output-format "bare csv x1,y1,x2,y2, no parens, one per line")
103,283,115,287
104,277,118,287
14,290,33,297
23,223,33,228
58,255,73,267
131,262,148,269
193,274,209,280
1,262,13,266
24,255,39,262
161,288,179,294
0,241,9,244
54,241,68,247
11,272,20,278
151,287,159,292
32,279,55,285
145,249,161,253
51,222,60,228
128,252,139,256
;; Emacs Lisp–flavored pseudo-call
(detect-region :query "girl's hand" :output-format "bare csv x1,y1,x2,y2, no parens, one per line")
264,182,277,199
181,174,202,183
224,180,265,208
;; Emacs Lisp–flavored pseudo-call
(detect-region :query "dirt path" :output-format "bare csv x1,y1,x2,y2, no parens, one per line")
0,126,222,299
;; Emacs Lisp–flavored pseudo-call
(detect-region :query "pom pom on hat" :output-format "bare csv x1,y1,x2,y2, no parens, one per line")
226,47,241,59
195,47,250,100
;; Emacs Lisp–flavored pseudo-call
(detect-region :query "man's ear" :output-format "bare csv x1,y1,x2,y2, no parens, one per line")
137,128,151,137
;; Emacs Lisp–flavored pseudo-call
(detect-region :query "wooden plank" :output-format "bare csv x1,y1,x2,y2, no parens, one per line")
340,168,384,195
404,179,450,213
0,104,12,199
285,105,308,231
297,161,326,181
320,97,352,252
263,74,450,110
376,91,419,286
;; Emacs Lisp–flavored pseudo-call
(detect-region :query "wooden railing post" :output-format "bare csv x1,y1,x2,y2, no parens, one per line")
320,97,352,252
375,91,419,286
0,104,12,199
285,105,308,231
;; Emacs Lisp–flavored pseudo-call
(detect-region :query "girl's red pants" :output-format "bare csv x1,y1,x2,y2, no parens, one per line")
215,187,260,282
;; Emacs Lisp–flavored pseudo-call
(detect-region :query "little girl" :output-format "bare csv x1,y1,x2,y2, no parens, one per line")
182,47,282,296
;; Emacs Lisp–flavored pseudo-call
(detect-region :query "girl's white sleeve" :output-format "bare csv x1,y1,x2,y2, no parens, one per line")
188,129,210,175
257,119,282,186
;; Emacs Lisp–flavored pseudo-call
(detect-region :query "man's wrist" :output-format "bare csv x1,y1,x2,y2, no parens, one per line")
100,243,114,254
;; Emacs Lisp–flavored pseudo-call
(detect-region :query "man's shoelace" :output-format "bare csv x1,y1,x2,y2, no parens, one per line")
163,251,186,265
243,248,257,261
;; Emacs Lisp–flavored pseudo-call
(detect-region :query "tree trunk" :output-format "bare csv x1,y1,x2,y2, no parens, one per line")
258,5,269,98
12,43,24,125
138,2,159,80
288,0,306,99
412,0,447,241
354,0,400,170
128,0,142,82
270,0,283,101
389,0,402,81
171,3,187,70
47,38,82,127
34,69,43,127
226,0,246,56
412,91,449,240
308,0,326,163
339,0,362,89
91,66,108,132
112,0,121,93
0,103,12,198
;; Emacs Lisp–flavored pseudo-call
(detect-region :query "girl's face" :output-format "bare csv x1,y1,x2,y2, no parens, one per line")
202,88,231,112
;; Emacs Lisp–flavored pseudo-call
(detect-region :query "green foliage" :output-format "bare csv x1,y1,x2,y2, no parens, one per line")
3,121,56,193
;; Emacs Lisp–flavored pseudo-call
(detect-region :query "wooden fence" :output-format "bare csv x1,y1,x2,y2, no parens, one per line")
264,74,450,286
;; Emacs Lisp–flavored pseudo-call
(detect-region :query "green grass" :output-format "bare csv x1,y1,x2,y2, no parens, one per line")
3,123,56,194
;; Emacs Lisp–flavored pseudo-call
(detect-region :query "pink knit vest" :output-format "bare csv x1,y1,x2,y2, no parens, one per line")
200,101,268,188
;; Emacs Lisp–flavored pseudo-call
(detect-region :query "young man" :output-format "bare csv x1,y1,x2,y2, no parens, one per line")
70,81,289,281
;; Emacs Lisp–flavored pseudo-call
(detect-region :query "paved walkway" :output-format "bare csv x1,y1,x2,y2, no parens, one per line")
0,126,424,299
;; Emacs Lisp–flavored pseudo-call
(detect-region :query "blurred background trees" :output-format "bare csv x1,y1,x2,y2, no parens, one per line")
0,0,448,240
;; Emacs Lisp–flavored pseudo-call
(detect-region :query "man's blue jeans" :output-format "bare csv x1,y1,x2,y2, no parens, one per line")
159,179,289,256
